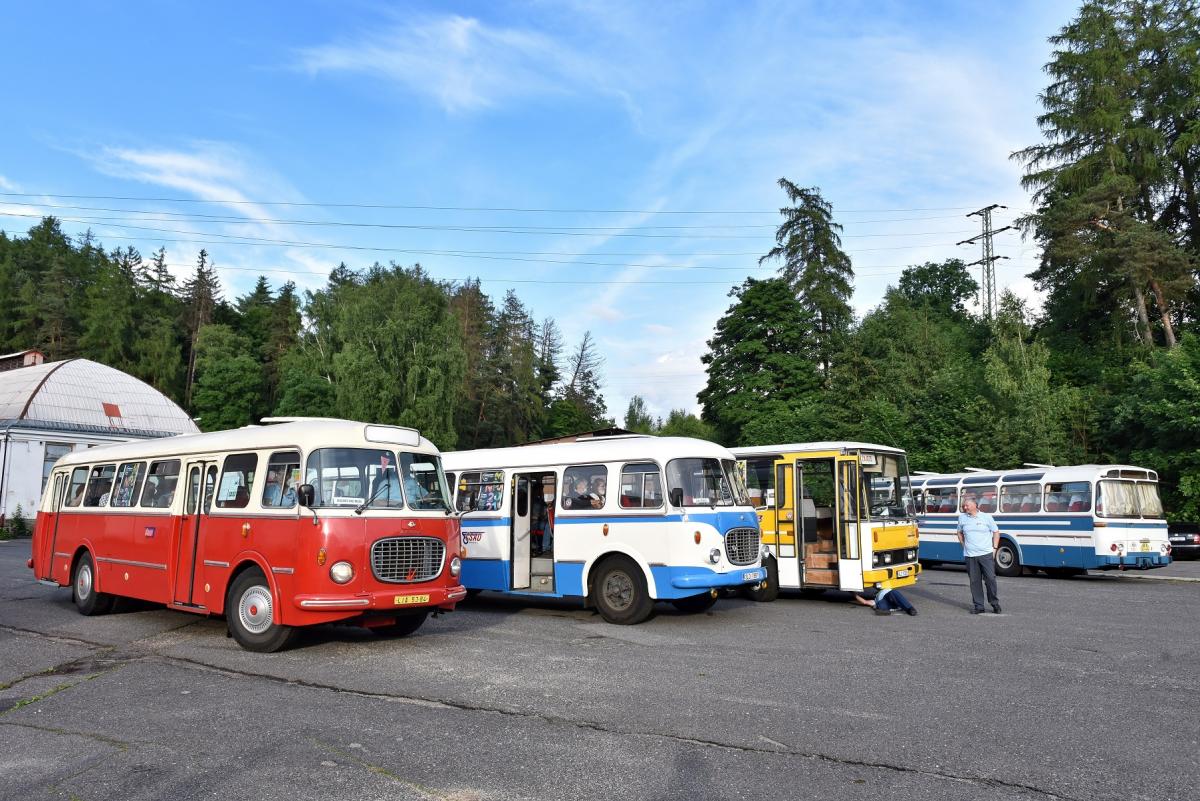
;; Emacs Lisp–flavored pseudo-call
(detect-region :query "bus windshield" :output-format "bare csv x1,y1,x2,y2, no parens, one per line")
862,451,914,520
667,458,748,507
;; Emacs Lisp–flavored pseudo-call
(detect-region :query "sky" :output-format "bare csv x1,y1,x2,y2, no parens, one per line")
0,0,1080,423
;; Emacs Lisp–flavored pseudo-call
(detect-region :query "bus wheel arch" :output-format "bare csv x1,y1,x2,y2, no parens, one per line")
586,553,655,625
72,548,114,616
224,563,296,652
995,537,1023,578
582,548,658,600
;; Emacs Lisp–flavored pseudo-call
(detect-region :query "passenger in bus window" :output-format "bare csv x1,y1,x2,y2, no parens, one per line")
589,477,606,508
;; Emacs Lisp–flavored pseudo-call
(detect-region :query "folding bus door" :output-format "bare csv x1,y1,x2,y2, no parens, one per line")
835,456,865,592
39,472,67,581
175,459,217,607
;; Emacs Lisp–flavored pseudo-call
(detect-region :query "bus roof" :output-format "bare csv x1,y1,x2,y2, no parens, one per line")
52,418,439,467
729,441,906,458
908,464,1159,486
444,435,736,471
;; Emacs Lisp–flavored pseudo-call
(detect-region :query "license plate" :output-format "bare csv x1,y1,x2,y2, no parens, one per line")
743,570,763,582
393,594,429,605
1140,541,1151,552
896,569,910,577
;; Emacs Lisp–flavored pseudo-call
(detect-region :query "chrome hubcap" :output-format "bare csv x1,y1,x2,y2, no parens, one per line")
238,585,274,635
602,571,634,611
997,548,1012,568
76,563,92,600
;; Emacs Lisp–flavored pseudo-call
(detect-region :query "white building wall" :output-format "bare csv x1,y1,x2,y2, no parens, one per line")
0,430,138,523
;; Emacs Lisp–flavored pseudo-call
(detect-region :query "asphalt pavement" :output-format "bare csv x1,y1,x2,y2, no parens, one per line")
1,539,1196,801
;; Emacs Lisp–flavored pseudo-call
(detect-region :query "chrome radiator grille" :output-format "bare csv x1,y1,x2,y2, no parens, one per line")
725,527,761,566
371,537,445,583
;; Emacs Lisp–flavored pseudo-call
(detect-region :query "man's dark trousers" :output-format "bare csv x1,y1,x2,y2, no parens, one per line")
965,553,999,610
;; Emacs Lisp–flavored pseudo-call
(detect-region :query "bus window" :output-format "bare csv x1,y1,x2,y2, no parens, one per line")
83,464,117,507
1045,481,1090,513
307,448,410,509
619,463,663,509
1136,483,1163,518
140,460,181,509
262,451,301,508
961,486,997,514
562,465,607,510
110,462,147,508
216,453,259,509
742,457,774,508
1001,483,1040,513
456,471,504,512
924,487,957,514
400,451,451,511
863,452,913,519
65,466,89,507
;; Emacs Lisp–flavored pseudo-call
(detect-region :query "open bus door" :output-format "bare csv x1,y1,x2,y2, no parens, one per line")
510,475,533,590
771,460,800,588
38,472,67,581
835,455,865,592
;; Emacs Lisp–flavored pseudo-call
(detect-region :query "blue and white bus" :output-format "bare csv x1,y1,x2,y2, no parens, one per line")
914,464,1171,576
443,436,766,624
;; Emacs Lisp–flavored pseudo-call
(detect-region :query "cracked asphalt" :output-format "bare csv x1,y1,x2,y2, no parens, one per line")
1,539,1197,801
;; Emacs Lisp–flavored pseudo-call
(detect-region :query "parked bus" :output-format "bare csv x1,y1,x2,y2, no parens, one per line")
913,464,1171,575
29,418,466,651
730,443,920,601
442,436,767,624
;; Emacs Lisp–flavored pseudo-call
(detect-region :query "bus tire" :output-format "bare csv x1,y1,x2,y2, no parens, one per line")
592,556,654,625
226,568,296,653
994,540,1022,578
671,592,717,614
73,551,114,616
375,612,428,638
744,555,780,603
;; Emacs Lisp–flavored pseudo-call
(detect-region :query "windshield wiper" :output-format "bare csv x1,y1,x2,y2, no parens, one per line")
355,477,396,515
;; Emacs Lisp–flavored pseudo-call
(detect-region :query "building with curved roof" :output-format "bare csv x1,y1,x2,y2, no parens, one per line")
0,353,198,523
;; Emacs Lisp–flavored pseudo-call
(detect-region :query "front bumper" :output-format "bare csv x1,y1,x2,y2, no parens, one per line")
864,562,921,589
294,583,468,611
1168,543,1200,559
670,565,766,589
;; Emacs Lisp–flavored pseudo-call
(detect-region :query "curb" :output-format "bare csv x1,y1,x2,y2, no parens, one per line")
1113,573,1200,584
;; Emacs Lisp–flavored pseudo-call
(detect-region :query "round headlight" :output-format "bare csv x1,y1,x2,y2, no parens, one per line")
329,561,354,584
907,549,917,561
883,553,893,564
450,556,462,577
708,548,721,565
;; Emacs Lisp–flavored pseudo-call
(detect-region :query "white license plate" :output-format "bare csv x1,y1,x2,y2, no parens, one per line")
896,569,910,578
744,570,762,581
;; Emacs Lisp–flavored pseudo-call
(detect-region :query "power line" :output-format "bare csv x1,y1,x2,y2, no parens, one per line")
0,190,993,215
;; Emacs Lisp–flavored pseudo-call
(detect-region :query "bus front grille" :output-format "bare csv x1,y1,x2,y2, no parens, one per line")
725,527,761,566
371,537,445,583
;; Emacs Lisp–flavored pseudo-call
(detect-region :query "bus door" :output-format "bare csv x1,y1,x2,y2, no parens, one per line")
39,472,67,581
772,461,801,588
510,475,533,589
835,456,865,592
175,459,217,607
792,457,840,588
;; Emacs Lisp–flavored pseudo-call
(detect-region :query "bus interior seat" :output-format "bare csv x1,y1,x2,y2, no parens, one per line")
1068,495,1086,512
938,496,955,513
1021,495,1037,512
800,498,819,542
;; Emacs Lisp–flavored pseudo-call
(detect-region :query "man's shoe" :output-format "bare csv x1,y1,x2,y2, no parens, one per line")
905,608,918,616
970,607,984,614
992,604,1002,614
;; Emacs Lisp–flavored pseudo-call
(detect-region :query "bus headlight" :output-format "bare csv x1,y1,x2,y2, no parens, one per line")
449,556,462,577
883,553,893,564
708,548,721,565
906,549,917,561
872,554,881,566
329,561,354,584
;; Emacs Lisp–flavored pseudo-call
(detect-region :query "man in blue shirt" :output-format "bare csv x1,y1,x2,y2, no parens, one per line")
957,494,1002,614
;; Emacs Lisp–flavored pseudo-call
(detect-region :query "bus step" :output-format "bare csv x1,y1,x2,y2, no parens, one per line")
531,557,554,574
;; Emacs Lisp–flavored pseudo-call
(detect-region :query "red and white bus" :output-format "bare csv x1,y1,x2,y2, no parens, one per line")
28,417,466,651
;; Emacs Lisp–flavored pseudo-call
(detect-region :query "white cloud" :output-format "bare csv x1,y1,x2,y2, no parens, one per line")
297,14,617,113
0,175,19,192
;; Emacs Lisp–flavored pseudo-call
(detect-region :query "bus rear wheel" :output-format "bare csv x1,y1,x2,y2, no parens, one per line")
671,592,717,614
592,556,654,625
226,568,296,652
73,551,114,616
994,541,1022,578
375,612,428,638
744,555,780,603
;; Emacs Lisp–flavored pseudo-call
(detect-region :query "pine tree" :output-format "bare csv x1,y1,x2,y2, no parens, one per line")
181,249,223,405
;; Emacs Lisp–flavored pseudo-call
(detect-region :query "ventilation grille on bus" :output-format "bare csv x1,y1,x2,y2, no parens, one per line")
725,527,761,566
371,537,445,583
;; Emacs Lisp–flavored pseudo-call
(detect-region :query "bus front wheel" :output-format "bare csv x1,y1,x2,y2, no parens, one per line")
994,541,1022,578
592,556,654,625
73,551,114,616
226,569,296,652
744,555,780,603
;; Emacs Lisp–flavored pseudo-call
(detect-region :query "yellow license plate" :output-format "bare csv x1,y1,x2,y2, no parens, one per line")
393,594,430,605
1140,541,1151,552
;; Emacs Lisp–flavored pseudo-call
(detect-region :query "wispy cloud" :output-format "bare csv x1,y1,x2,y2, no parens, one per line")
0,175,19,192
297,14,614,113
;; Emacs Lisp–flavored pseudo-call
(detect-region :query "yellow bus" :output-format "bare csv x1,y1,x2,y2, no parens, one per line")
730,442,920,601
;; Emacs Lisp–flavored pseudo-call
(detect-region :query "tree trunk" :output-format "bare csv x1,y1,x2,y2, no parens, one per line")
1148,278,1178,347
1131,282,1153,346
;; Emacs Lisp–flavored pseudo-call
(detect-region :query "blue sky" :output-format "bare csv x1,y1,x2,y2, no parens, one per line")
0,0,1078,421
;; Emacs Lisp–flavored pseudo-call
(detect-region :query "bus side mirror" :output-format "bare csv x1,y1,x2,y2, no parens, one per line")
298,484,316,507
669,488,684,508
